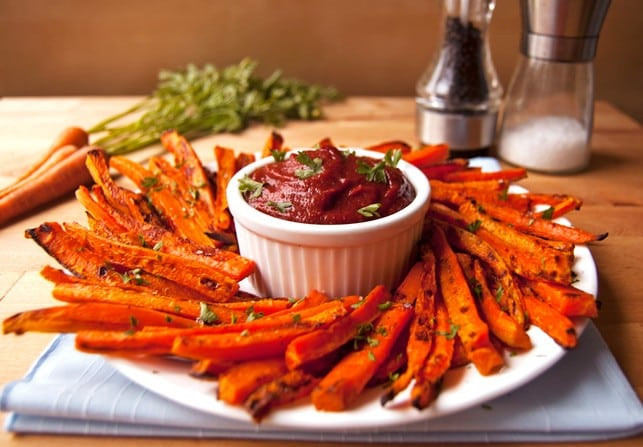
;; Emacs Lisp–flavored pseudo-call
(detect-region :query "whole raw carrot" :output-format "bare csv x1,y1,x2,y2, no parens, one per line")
0,145,93,226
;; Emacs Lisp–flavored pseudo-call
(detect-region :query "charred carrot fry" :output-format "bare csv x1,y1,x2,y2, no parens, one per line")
260,131,285,158
245,369,320,421
161,129,217,218
419,158,469,180
284,285,391,370
429,224,504,375
366,140,412,154
218,358,288,405
471,261,532,350
523,295,577,349
520,277,598,318
402,143,450,167
438,222,527,328
533,196,583,219
3,302,195,335
410,296,454,409
392,261,425,305
311,302,414,411
382,252,436,404
477,200,607,244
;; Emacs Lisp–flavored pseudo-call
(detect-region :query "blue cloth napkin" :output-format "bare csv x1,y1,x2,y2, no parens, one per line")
2,323,642,442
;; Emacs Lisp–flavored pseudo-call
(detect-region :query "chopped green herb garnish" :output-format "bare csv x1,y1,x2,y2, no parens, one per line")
292,313,301,324
152,241,163,251
240,329,250,337
230,313,237,324
467,219,482,232
377,300,393,311
498,188,509,201
436,322,460,340
245,305,264,322
383,148,402,168
271,149,287,161
367,337,380,347
542,206,555,220
356,159,387,183
267,201,293,213
469,278,483,300
294,152,323,178
341,149,356,158
198,302,219,324
164,315,173,323
238,175,264,199
141,176,159,189
367,351,376,361
495,285,504,303
129,315,139,328
357,203,381,218
138,234,147,247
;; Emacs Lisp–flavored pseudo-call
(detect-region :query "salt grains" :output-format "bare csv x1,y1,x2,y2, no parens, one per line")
498,116,590,173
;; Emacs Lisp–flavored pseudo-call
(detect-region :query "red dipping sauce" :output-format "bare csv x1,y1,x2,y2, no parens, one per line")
243,146,415,224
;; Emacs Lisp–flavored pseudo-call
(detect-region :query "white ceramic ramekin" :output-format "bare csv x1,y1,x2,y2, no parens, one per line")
226,148,431,298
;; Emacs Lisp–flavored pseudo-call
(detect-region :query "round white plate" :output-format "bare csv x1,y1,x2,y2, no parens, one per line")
108,244,597,430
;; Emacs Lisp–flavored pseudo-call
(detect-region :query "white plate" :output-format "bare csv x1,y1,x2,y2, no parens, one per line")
108,164,599,429
108,243,597,430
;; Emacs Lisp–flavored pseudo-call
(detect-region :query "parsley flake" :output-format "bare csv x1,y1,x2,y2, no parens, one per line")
238,175,264,199
271,149,287,161
294,152,324,179
198,302,219,325
542,206,555,220
377,300,393,311
141,176,159,189
383,148,402,167
495,285,504,303
436,322,460,340
356,160,387,183
267,201,293,213
467,219,482,233
358,203,381,218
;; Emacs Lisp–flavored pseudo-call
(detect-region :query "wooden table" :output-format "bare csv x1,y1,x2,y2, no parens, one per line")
0,97,641,446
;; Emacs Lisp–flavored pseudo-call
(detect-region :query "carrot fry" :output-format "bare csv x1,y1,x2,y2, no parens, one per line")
410,296,454,409
245,369,320,421
3,302,195,335
311,302,414,411
471,261,532,350
284,285,391,370
523,295,577,349
402,143,450,167
429,224,504,375
382,252,436,404
419,159,469,180
218,358,288,405
392,261,426,305
189,359,236,378
366,140,412,154
520,277,598,318
477,200,607,244
260,131,285,158
443,167,527,183
213,145,236,230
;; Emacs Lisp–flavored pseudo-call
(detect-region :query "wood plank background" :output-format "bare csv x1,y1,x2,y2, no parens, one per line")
1,0,641,122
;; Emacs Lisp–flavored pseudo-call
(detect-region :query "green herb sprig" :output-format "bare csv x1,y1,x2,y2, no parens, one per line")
88,59,340,155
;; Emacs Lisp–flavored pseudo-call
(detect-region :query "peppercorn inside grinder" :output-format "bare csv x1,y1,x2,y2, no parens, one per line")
497,0,611,174
416,0,502,157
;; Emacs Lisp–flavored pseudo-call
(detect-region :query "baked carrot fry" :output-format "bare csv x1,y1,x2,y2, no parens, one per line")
410,296,454,409
523,295,577,348
109,155,216,247
172,325,314,362
534,196,583,219
472,261,532,350
218,358,288,405
160,129,217,218
477,200,607,244
429,224,504,375
311,303,414,411
402,143,449,167
419,159,469,180
431,178,508,192
189,359,236,378
51,282,246,322
520,277,598,318
284,285,391,370
366,140,412,154
438,222,527,328
217,298,290,315
213,145,236,230
62,222,239,302
3,302,195,335
75,300,347,354
245,369,320,421
392,261,426,305
260,131,285,158
382,252,436,404
443,167,527,183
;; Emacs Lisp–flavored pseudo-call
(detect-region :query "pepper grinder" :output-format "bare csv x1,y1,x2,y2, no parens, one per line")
416,0,503,158
497,0,611,173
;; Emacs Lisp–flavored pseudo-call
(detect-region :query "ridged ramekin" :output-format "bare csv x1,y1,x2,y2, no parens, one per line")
226,148,431,298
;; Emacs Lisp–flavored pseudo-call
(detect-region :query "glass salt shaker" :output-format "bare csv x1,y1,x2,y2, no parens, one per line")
416,0,502,158
497,0,610,173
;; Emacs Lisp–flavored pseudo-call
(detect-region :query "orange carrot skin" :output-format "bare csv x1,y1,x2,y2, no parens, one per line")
0,146,93,226
284,285,391,370
311,303,414,411
522,278,598,318
443,167,527,182
218,358,288,405
403,144,450,167
523,295,577,348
